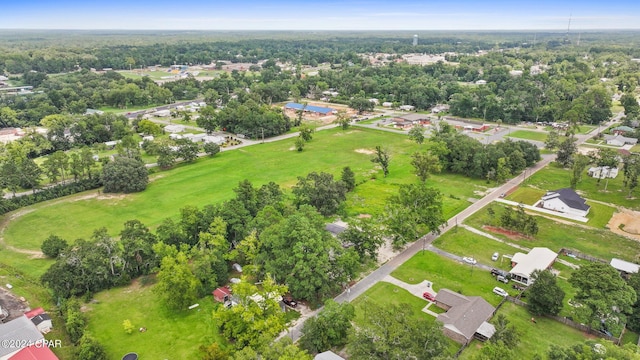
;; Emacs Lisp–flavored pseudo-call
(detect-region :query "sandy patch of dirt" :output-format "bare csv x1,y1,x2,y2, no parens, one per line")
357,214,372,218
483,225,532,241
377,238,401,264
0,286,31,321
355,148,375,155
608,209,640,241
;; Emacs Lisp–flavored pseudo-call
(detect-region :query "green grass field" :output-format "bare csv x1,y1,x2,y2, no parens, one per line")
506,130,548,142
465,204,640,262
433,227,519,270
3,127,488,253
391,250,509,307
85,281,228,359
505,187,546,205
459,302,590,359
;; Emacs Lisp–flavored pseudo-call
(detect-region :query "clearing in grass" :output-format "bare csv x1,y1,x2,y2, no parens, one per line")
506,130,548,142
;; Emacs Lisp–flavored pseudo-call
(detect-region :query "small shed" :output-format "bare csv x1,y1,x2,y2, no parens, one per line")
212,287,232,303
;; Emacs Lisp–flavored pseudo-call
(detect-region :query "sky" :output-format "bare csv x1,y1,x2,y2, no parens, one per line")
3,0,640,30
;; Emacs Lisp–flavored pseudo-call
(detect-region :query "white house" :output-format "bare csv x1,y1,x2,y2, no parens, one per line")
398,105,415,111
509,247,558,286
540,188,590,217
475,80,487,85
152,109,171,117
610,258,640,278
203,135,225,145
164,124,185,133
604,134,638,147
587,166,618,179
382,102,393,107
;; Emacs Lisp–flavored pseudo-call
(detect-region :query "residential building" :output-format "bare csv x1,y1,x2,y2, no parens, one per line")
508,247,558,286
540,188,590,217
610,258,640,279
0,316,45,360
434,289,496,345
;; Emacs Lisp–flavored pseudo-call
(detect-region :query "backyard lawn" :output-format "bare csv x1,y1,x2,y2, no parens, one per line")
433,227,520,270
86,280,229,359
459,302,591,359
391,251,510,307
506,130,548,142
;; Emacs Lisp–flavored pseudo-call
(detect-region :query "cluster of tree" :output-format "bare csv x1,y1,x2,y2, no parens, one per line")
41,222,159,299
527,269,566,316
473,314,521,360
347,302,449,359
497,205,539,236
547,340,640,360
568,262,637,335
431,123,540,182
60,298,108,360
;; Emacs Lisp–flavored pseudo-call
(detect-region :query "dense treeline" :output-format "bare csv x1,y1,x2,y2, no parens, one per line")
431,123,541,181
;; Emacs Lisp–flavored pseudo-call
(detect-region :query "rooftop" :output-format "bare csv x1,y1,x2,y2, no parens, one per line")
0,316,44,357
610,258,640,274
284,102,334,114
542,188,590,211
510,247,557,280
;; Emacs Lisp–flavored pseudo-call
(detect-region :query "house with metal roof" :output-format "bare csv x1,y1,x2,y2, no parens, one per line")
284,102,335,115
610,258,640,279
604,134,638,147
433,289,496,345
314,351,345,360
508,247,557,286
540,188,590,217
0,316,44,359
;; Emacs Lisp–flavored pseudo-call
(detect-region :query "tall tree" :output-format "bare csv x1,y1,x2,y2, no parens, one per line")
556,135,577,168
411,151,442,182
299,299,355,354
214,276,288,350
408,126,425,144
623,154,640,198
338,217,384,261
154,251,200,311
371,145,390,177
348,302,448,360
527,270,565,316
570,154,591,189
384,183,445,248
102,157,148,193
341,166,356,192
292,172,347,216
569,262,636,331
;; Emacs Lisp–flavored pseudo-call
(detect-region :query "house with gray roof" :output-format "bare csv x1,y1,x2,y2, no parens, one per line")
604,134,638,147
433,289,496,345
540,188,590,217
0,316,44,359
610,258,640,279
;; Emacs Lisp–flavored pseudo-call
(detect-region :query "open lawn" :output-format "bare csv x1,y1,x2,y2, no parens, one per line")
433,227,520,271
524,163,640,210
465,204,640,262
505,187,546,205
506,130,547,142
576,125,597,134
391,251,510,307
3,127,489,252
85,280,227,359
459,302,591,359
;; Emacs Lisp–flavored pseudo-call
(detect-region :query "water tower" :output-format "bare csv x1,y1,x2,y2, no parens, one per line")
413,34,418,46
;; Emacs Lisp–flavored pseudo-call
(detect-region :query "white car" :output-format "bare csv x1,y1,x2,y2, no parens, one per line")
493,287,508,297
492,252,499,261
462,257,477,265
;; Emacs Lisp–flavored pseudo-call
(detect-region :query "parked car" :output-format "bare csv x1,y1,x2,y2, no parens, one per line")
462,257,477,265
422,292,435,302
497,275,509,284
232,263,243,273
492,252,499,261
493,287,508,297
491,268,508,278
283,295,297,308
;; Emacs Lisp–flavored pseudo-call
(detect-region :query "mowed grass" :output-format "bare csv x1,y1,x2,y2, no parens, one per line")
433,227,520,270
3,127,489,252
85,281,226,359
465,204,640,262
506,130,548,142
525,163,640,210
458,302,590,359
391,251,509,307
506,187,546,205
